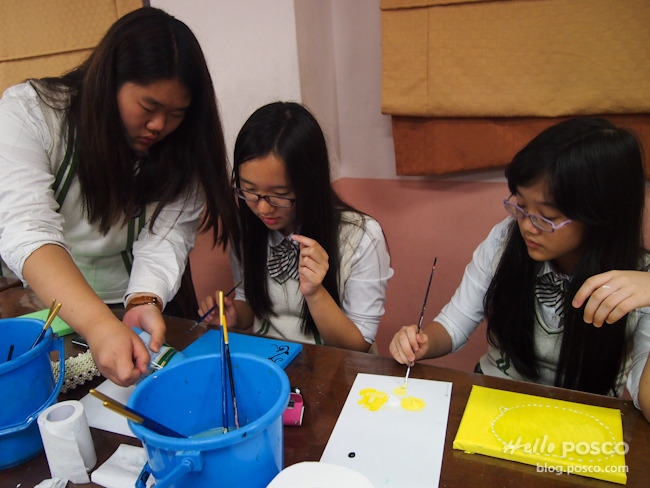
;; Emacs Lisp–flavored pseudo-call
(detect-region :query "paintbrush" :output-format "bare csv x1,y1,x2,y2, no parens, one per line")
187,281,242,334
89,389,185,438
30,301,61,349
218,289,240,429
222,312,240,429
404,257,437,388
219,290,229,433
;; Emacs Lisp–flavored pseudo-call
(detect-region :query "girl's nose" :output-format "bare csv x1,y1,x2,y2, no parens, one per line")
256,197,275,213
146,114,166,134
521,215,542,234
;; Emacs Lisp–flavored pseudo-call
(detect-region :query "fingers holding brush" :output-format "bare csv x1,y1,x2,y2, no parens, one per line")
198,292,221,326
389,324,427,364
197,282,242,329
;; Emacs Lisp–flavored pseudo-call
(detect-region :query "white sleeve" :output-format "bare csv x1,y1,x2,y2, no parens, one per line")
341,218,393,343
627,307,650,409
0,84,70,280
127,189,204,305
435,219,511,352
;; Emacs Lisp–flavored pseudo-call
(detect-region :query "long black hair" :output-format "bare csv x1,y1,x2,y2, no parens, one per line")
485,117,646,395
30,7,237,247
232,101,360,337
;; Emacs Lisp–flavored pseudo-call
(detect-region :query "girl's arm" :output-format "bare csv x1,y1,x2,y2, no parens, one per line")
389,320,453,364
301,283,369,351
22,244,154,386
127,189,204,308
292,234,370,351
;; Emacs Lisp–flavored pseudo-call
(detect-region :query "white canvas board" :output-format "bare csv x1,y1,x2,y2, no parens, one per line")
321,373,452,487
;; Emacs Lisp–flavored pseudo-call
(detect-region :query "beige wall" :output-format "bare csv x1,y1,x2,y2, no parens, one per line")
152,0,424,181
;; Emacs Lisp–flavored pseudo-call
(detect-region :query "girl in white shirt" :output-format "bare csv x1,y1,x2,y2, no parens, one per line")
390,118,650,421
199,102,393,351
0,8,238,386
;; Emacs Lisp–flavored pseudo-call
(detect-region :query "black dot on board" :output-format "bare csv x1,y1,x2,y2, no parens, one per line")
348,452,356,458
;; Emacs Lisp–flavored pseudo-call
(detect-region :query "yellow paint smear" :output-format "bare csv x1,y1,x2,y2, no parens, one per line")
358,388,389,411
358,387,426,412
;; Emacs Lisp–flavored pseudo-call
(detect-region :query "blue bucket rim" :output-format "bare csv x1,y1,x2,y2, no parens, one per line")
128,352,290,448
0,318,53,376
0,318,65,436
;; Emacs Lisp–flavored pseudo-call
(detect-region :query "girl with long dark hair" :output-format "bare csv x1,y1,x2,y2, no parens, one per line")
0,7,237,386
199,102,392,351
390,118,650,420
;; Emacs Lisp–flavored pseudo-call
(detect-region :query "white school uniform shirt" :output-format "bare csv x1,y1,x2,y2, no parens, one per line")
435,218,650,407
231,211,393,345
0,82,203,305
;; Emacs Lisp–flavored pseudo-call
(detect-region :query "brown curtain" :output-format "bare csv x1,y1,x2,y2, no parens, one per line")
381,0,650,176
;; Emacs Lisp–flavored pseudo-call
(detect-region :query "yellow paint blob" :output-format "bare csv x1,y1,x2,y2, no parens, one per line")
357,388,389,411
401,396,427,411
358,387,426,412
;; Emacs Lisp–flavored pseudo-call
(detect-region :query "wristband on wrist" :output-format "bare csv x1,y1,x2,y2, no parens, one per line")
125,295,163,312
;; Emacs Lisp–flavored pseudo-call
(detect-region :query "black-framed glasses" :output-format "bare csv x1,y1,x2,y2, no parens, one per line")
232,187,296,208
503,196,572,233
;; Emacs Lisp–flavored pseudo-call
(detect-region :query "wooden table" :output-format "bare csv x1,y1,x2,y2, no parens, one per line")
2,279,650,487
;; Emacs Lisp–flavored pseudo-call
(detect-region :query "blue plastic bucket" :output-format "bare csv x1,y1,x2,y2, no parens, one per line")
128,353,290,488
0,318,65,469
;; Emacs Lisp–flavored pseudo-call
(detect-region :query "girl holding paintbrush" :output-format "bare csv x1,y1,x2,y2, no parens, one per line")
199,102,393,351
0,8,237,386
390,118,650,421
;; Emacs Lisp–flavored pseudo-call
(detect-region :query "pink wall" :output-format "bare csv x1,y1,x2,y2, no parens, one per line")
331,178,506,370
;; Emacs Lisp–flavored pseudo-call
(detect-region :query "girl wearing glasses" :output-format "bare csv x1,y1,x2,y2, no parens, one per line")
199,102,393,351
390,118,650,420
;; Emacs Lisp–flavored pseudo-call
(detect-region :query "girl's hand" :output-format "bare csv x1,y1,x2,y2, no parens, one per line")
573,270,650,327
291,234,329,297
198,291,238,328
123,303,166,351
388,324,430,365
85,319,149,386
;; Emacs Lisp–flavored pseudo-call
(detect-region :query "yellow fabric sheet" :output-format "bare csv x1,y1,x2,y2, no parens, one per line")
0,0,143,95
381,0,650,117
453,385,627,484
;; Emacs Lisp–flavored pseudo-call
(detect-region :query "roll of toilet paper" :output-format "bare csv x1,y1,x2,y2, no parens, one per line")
37,400,97,484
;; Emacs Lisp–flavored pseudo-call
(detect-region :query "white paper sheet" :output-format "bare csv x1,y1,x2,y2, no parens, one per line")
79,380,136,438
321,373,452,487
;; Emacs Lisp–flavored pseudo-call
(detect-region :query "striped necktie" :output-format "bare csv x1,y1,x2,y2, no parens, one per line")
267,238,300,284
535,271,569,315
